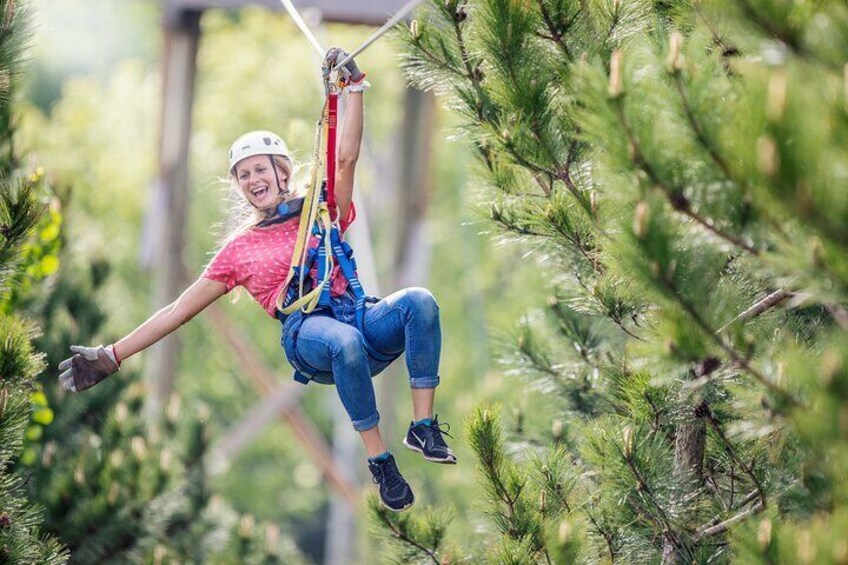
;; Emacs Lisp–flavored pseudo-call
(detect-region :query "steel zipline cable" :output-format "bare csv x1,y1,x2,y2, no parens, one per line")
276,0,424,68
334,0,424,68
278,0,326,57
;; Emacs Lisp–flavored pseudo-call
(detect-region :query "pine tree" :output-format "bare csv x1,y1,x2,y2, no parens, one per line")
0,0,68,562
370,0,848,563
0,196,68,564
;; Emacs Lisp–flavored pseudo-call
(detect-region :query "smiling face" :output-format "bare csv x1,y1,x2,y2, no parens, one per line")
233,154,290,212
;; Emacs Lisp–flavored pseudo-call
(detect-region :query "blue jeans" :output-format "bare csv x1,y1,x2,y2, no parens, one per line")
280,287,441,432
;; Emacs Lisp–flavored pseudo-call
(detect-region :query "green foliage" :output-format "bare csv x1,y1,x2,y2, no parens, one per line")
367,495,455,564
467,406,557,561
372,0,848,562
0,315,44,388
0,186,67,564
732,507,848,565
0,177,45,290
0,0,33,174
0,316,67,565
0,170,62,315
0,0,69,562
27,381,305,564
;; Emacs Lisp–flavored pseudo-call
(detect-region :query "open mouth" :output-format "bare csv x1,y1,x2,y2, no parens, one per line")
252,186,269,199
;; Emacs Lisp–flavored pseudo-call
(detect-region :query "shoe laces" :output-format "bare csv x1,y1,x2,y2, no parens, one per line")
422,416,453,449
371,456,404,490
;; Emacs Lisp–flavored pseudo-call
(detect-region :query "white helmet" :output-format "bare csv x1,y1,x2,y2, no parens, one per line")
228,130,290,172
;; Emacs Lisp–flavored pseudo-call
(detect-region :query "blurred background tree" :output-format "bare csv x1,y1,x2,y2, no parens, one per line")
369,0,848,563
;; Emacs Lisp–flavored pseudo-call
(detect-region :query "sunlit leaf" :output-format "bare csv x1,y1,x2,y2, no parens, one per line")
20,448,37,466
40,255,60,276
25,424,43,441
32,407,54,425
40,222,60,242
30,390,48,406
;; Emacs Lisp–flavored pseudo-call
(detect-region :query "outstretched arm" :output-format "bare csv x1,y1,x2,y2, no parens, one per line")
59,277,227,392
113,277,227,361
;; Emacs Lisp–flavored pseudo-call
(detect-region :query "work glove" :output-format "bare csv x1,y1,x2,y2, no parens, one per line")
58,345,120,392
323,47,366,88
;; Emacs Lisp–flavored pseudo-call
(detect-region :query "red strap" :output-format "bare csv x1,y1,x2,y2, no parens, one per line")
326,92,338,222
110,344,122,367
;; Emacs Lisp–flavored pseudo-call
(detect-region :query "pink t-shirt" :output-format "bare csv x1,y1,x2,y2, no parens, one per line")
201,205,356,318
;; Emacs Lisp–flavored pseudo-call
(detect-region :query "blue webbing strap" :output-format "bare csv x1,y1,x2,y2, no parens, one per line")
316,225,332,308
330,226,397,362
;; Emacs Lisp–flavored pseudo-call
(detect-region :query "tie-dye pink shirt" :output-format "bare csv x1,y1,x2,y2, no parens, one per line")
201,205,355,318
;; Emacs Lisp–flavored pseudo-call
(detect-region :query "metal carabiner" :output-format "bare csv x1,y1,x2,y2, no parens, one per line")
322,64,349,96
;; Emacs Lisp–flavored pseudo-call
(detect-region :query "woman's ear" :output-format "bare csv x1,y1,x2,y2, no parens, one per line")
277,168,290,193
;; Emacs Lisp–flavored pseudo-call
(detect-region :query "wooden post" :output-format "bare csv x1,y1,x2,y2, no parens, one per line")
206,381,306,473
145,9,201,420
206,304,361,509
394,87,436,289
377,87,437,438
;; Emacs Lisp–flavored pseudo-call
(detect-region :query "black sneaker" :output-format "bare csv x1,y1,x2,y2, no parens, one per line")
368,454,415,512
403,415,457,464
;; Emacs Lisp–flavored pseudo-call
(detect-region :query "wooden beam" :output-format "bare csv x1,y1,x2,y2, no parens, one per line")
165,0,415,27
205,304,361,510
207,380,305,471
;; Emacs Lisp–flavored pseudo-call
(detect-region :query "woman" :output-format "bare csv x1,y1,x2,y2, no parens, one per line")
58,48,455,513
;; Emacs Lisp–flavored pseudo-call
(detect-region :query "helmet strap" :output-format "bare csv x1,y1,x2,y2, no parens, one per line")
270,155,290,200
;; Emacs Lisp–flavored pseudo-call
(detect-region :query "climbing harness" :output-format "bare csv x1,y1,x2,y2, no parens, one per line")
269,0,423,383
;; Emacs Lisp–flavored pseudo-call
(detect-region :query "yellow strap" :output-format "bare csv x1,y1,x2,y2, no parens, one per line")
279,206,334,314
295,103,328,271
298,105,331,299
276,100,337,316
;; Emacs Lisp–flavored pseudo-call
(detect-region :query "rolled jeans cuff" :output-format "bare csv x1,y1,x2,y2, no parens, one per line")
410,375,440,389
352,412,380,432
